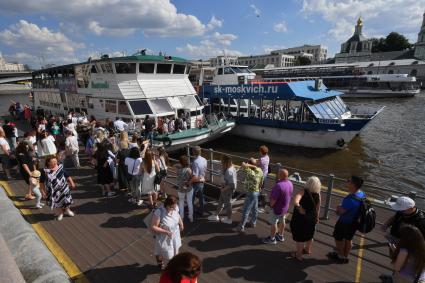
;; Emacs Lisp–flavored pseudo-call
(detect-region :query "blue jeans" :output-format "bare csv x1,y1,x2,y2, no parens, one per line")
146,131,154,147
192,182,205,216
240,192,259,229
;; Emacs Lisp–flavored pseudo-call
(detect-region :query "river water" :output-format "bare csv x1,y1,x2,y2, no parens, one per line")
1,92,424,195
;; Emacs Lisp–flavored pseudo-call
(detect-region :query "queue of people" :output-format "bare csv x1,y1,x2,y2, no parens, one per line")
2,108,425,283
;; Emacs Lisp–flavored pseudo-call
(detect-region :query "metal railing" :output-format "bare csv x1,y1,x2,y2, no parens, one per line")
179,144,424,222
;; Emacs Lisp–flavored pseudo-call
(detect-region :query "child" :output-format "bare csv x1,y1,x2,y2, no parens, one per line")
30,170,44,209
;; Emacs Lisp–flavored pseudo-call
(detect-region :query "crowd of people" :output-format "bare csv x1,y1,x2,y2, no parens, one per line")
1,108,424,283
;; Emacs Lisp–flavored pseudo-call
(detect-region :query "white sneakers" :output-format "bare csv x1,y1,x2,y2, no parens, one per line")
65,209,75,217
137,200,144,206
207,215,232,224
56,209,75,220
207,215,220,221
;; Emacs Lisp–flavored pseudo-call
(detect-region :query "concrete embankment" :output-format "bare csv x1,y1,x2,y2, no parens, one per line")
0,186,71,283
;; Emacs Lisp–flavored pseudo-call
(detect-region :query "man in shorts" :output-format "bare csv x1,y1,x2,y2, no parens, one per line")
263,168,293,244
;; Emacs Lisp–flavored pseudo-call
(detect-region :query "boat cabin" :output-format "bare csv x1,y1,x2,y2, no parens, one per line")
32,53,204,127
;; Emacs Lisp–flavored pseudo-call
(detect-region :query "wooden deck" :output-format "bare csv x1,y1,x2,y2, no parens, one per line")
1,153,395,283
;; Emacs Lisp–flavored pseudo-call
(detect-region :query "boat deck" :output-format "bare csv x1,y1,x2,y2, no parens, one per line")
0,152,396,283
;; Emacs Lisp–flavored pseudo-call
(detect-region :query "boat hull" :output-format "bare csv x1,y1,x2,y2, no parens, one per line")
230,124,359,149
338,89,419,98
154,122,235,151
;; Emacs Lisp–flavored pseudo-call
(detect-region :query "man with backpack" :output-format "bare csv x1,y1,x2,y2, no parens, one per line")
328,176,366,264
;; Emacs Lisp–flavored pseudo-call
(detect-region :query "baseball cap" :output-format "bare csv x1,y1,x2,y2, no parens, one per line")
390,196,415,211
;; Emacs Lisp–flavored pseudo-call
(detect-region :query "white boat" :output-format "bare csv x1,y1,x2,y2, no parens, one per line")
31,52,234,150
199,60,383,149
321,74,420,98
0,83,32,95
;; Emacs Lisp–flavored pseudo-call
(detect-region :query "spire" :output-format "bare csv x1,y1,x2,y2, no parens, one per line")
354,17,363,35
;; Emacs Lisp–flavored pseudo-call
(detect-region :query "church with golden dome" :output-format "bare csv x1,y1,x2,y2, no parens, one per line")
335,17,374,63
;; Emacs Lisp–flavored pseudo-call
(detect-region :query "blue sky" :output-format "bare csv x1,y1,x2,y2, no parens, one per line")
0,0,424,68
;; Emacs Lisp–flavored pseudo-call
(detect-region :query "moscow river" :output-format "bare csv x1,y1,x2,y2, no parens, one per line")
1,92,424,195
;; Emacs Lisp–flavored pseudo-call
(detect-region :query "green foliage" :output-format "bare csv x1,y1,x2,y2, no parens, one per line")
295,56,311,66
371,32,412,52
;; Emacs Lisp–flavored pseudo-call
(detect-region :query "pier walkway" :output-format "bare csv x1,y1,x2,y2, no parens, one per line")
0,151,397,283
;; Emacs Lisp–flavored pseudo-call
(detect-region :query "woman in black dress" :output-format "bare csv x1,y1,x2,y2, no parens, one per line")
15,141,36,200
290,176,321,261
116,138,130,192
94,139,116,197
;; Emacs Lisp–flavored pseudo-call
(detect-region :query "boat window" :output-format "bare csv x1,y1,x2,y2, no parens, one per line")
101,63,113,73
261,99,274,119
274,100,286,120
173,64,186,74
91,65,98,74
224,67,234,74
60,93,67,104
115,63,136,74
150,99,174,114
129,100,153,115
139,63,155,73
156,64,172,74
218,68,223,75
179,96,199,109
118,101,131,115
288,101,302,121
185,65,191,74
105,100,117,113
229,99,237,106
86,97,94,109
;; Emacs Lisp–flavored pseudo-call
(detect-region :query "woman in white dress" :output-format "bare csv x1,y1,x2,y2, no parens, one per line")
151,195,183,269
142,149,159,209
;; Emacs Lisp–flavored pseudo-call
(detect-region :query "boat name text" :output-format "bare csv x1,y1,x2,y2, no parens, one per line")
214,85,278,95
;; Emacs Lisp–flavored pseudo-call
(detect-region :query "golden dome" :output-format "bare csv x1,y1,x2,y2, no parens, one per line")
357,17,363,26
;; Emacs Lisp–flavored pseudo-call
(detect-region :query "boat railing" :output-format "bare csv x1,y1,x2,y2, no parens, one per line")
170,145,425,222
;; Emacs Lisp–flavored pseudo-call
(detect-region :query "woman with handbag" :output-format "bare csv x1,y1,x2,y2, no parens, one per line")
125,147,143,205
176,155,193,223
151,195,183,269
290,176,321,261
141,149,160,209
39,156,76,221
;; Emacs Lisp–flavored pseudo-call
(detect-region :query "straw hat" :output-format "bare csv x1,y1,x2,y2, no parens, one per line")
31,170,41,178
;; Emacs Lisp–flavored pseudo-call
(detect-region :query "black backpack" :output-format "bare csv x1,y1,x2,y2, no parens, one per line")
350,194,376,233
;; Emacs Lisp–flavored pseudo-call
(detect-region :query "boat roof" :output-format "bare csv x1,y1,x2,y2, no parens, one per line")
32,54,190,73
202,80,341,101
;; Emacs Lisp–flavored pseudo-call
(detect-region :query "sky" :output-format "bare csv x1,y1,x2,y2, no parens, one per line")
0,0,424,69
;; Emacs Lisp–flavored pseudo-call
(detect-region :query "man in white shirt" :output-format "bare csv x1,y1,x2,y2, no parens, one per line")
114,117,128,132
65,130,80,168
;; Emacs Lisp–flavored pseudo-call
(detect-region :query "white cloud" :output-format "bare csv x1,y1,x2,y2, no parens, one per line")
177,30,241,58
0,0,207,37
206,15,223,31
176,43,243,58
0,20,84,67
273,21,288,33
301,0,425,41
212,32,238,46
250,4,261,18
88,21,136,36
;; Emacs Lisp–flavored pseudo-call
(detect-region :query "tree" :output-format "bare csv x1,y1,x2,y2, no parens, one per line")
385,32,411,51
371,32,412,52
295,56,311,66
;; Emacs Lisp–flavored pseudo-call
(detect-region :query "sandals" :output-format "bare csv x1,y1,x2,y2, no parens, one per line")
290,251,303,262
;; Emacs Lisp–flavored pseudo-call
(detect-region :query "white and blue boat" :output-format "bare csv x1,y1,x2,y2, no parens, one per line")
201,79,384,149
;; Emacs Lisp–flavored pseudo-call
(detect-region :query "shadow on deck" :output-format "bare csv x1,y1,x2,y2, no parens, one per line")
1,154,394,283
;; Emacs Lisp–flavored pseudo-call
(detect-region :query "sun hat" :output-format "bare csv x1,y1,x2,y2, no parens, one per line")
390,196,415,211
31,170,41,178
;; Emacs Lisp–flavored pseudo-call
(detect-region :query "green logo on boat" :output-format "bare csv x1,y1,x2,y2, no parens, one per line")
91,81,109,88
